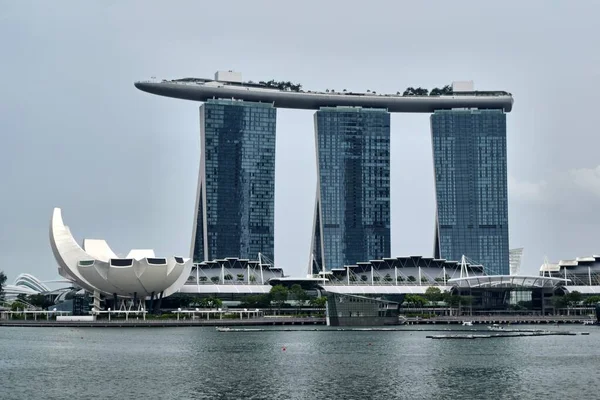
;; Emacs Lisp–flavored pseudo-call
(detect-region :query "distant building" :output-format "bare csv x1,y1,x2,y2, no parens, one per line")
310,107,390,273
191,99,277,263
510,248,524,275
431,109,509,275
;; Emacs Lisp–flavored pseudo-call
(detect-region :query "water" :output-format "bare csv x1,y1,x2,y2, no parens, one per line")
0,325,598,399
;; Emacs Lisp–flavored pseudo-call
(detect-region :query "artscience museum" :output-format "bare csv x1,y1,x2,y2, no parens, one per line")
49,208,192,309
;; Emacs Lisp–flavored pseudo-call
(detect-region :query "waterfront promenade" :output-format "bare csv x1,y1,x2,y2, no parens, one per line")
406,315,596,325
0,314,595,327
0,316,326,328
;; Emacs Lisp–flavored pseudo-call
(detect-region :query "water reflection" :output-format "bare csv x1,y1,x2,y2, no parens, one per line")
0,326,598,399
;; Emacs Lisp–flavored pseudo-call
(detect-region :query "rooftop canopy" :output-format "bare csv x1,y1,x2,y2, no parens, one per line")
449,275,568,290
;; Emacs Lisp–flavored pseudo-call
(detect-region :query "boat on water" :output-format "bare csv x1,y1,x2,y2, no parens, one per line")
582,320,595,326
488,324,506,331
461,321,473,326
215,327,265,332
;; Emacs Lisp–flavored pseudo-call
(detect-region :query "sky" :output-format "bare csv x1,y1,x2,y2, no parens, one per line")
1,0,600,283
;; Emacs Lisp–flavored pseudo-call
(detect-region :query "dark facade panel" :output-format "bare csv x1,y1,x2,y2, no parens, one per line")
192,100,276,263
312,107,391,271
431,109,509,275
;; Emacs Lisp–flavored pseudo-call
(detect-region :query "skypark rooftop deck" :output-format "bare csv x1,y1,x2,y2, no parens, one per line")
134,77,514,113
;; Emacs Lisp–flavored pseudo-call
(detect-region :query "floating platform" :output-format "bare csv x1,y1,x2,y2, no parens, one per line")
427,331,586,339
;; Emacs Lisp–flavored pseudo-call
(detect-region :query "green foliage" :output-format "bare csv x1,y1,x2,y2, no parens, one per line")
567,291,582,306
404,294,427,307
552,296,567,309
583,295,600,305
236,274,245,281
460,295,473,306
424,286,443,302
224,274,233,281
420,276,429,283
199,276,208,282
384,274,393,282
199,296,223,308
160,293,194,309
373,276,380,282
0,270,6,299
430,85,453,96
270,285,289,308
360,275,368,282
210,276,220,283
259,80,302,92
553,291,584,308
407,276,416,282
240,294,271,308
249,275,257,283
443,293,461,307
402,87,429,96
309,297,327,308
27,294,54,309
396,276,405,282
290,284,308,305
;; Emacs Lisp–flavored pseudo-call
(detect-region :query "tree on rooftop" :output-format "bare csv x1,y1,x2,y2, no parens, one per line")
430,85,453,96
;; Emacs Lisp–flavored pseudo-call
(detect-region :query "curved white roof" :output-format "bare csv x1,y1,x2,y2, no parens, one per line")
449,275,568,289
13,273,50,293
50,208,192,298
320,285,452,295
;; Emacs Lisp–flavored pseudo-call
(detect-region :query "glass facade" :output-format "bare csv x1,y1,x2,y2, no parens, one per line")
431,109,509,275
192,100,276,263
311,107,390,273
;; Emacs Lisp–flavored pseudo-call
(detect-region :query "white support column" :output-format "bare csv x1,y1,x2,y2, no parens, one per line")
196,265,199,286
221,264,225,284
347,266,350,285
260,265,264,285
564,267,568,286
394,267,398,286
589,266,592,286
443,267,447,285
418,266,422,286
371,266,374,285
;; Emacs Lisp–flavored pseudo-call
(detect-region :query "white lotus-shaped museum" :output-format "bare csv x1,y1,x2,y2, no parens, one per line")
50,208,192,298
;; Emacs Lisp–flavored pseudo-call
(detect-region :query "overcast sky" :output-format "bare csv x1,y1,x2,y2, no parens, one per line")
1,1,600,283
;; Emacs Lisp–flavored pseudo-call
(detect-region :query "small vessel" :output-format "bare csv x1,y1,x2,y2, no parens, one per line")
582,320,595,326
461,321,473,326
488,324,505,331
215,327,265,332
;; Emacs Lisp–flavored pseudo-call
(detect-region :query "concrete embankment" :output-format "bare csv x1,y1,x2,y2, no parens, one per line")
0,317,326,328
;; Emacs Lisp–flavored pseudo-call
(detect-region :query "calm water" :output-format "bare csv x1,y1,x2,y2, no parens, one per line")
0,325,598,399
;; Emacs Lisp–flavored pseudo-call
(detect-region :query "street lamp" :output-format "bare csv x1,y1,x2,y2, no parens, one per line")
108,307,111,322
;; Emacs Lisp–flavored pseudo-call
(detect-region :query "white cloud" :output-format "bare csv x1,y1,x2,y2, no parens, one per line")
508,175,548,203
510,164,600,205
569,166,600,198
